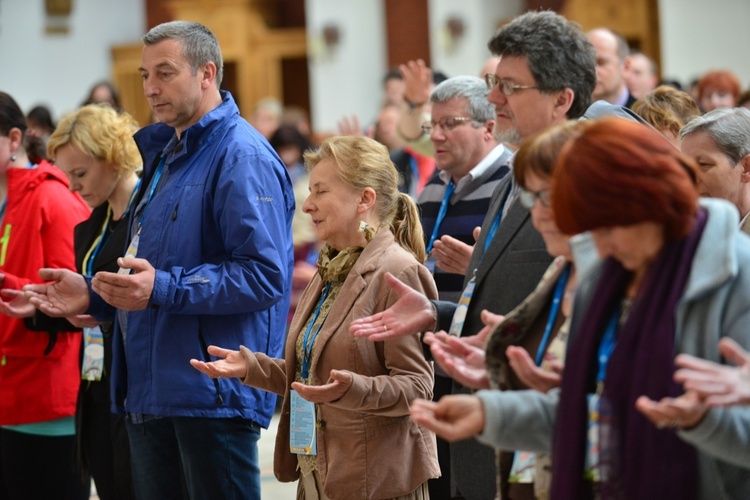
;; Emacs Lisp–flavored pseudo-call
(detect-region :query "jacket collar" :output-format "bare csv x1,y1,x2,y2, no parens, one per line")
133,91,239,171
683,198,740,301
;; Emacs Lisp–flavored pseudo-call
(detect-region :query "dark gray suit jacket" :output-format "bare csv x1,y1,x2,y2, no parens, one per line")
433,173,552,500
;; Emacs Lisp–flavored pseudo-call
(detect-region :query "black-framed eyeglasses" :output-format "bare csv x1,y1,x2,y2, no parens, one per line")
519,188,552,209
484,73,539,96
421,116,474,135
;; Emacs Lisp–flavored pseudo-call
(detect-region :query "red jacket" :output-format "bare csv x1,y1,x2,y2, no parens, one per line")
0,161,90,425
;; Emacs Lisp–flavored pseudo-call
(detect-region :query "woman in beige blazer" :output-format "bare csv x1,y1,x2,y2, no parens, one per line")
192,136,439,499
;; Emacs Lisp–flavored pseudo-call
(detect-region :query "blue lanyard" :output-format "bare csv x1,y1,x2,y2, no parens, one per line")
301,282,333,379
83,179,142,276
482,187,512,254
596,306,620,385
426,179,456,253
83,206,112,276
534,264,571,366
139,156,167,227
409,155,419,184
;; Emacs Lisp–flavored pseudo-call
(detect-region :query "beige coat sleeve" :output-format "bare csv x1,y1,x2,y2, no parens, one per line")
326,262,437,417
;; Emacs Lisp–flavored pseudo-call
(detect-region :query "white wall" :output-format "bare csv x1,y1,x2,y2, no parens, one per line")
304,0,524,134
659,0,750,88
0,0,145,120
2,1,748,133
428,0,522,78
305,0,387,134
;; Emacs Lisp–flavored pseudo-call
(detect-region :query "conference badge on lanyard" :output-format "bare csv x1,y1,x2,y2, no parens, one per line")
290,390,317,455
81,326,105,381
448,276,476,336
118,227,141,274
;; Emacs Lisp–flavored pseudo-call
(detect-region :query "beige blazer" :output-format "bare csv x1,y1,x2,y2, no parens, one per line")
241,229,440,499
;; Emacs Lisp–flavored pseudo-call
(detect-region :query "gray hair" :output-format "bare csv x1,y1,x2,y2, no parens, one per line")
143,21,224,88
429,76,495,124
487,11,596,119
680,107,750,165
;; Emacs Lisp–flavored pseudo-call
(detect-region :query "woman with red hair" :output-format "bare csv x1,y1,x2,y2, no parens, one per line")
697,69,741,112
409,118,750,499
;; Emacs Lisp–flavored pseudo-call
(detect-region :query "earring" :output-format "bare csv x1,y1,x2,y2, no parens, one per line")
10,155,16,162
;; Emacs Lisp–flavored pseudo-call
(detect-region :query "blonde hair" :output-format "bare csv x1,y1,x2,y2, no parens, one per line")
632,86,701,139
47,104,141,176
304,136,426,263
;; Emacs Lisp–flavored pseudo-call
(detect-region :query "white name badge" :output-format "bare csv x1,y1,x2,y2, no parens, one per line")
448,278,476,336
82,326,105,381
118,229,140,275
290,390,317,456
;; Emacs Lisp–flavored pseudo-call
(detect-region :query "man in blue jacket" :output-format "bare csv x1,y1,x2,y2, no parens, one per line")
26,21,294,499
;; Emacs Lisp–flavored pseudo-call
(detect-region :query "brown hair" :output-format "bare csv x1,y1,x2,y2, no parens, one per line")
552,118,699,241
697,70,741,103
632,85,701,139
0,92,47,163
513,120,594,188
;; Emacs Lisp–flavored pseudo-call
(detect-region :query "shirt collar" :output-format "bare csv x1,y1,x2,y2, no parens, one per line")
438,143,508,193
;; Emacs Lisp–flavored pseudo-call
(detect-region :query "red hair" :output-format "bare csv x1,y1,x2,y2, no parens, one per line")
697,70,741,102
552,118,699,241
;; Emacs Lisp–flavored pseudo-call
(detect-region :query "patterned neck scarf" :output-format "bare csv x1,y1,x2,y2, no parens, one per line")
316,221,376,282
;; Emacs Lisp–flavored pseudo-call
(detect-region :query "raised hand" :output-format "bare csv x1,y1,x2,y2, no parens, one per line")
506,345,563,393
337,115,373,138
190,345,249,380
24,268,90,317
674,338,750,406
350,272,435,341
400,59,433,106
291,369,353,404
410,395,486,442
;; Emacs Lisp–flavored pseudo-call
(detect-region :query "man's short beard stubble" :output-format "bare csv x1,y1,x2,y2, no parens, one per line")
494,126,521,148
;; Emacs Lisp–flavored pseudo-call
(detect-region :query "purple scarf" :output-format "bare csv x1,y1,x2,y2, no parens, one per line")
550,209,707,499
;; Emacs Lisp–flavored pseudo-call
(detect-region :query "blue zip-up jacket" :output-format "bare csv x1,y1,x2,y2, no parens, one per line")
90,92,294,427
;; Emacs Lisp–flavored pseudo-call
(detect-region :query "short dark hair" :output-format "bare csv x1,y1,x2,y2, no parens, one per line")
487,11,596,119
143,21,224,88
0,92,47,163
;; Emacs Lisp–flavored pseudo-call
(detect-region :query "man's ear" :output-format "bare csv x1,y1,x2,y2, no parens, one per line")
484,119,496,140
739,154,750,184
200,61,218,90
553,88,575,119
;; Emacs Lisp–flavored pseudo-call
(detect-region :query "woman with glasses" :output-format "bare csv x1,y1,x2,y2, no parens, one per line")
411,117,750,499
421,120,593,499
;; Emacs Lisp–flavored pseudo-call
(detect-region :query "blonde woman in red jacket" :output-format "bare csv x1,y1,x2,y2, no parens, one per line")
0,92,90,499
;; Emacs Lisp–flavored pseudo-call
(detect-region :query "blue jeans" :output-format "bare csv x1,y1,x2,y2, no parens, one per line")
125,416,261,500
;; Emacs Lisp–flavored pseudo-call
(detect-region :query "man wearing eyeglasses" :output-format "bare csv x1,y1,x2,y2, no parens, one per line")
416,75,512,500
419,76,512,302
352,11,596,500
